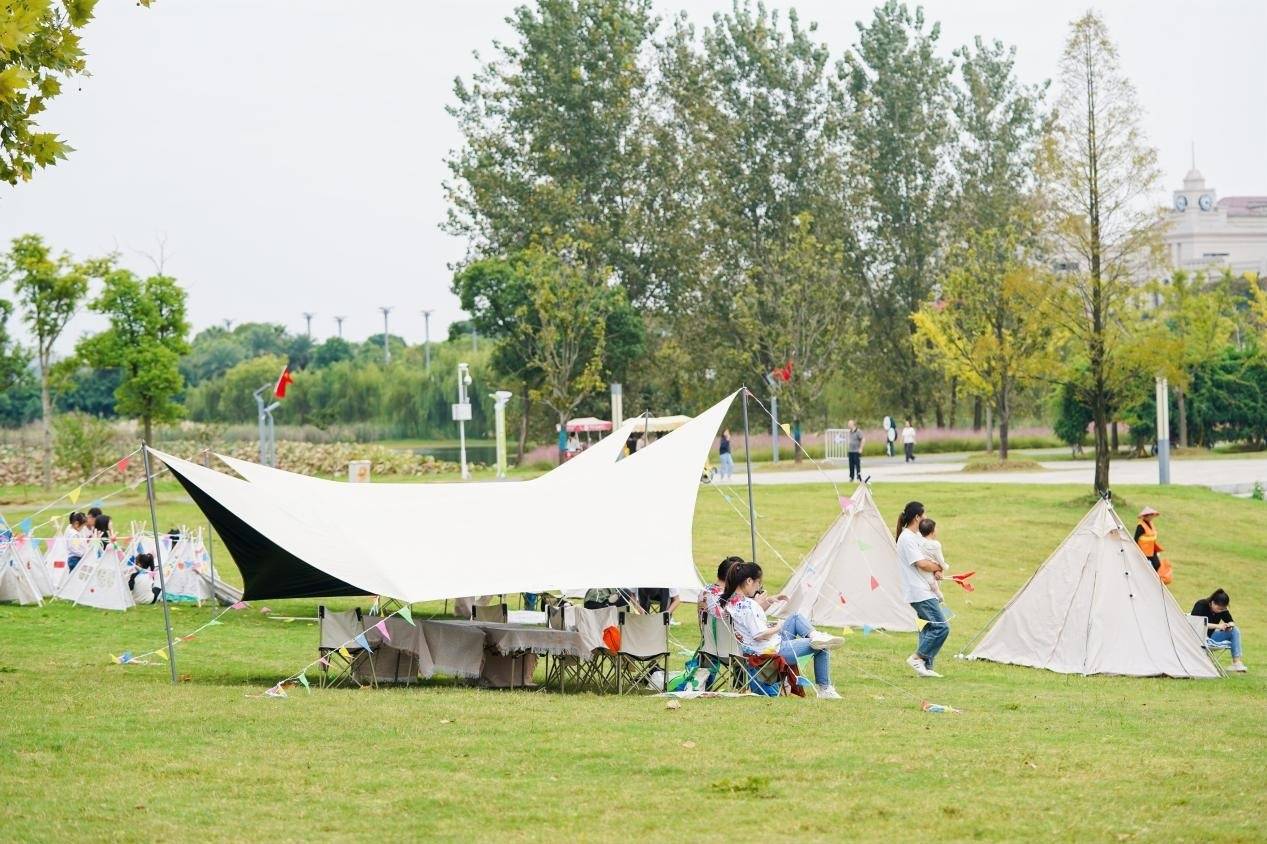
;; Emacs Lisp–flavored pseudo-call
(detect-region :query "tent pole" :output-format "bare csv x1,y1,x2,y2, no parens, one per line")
143,444,179,684
202,450,221,614
741,387,757,564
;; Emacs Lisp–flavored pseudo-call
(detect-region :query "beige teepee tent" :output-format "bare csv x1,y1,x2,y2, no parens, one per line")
0,542,44,605
55,546,135,611
967,497,1218,678
773,483,917,631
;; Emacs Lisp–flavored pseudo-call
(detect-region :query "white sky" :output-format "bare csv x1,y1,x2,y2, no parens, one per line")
3,0,1264,353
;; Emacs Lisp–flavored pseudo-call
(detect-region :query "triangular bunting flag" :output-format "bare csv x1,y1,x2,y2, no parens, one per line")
116,456,131,473
229,601,247,610
68,486,82,505
869,575,880,591
154,648,169,662
398,605,413,625
318,655,330,668
208,619,224,626
838,496,853,513
375,620,391,642
264,684,287,698
337,647,351,660
297,673,310,692
17,517,31,535
862,624,874,636
353,632,372,652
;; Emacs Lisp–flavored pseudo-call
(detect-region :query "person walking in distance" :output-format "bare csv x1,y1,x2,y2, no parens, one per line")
902,420,917,463
718,428,734,481
846,420,864,482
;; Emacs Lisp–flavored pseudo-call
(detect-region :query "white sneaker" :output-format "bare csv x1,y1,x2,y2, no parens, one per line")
906,654,925,674
816,685,842,700
1230,661,1248,673
920,666,943,678
810,631,844,651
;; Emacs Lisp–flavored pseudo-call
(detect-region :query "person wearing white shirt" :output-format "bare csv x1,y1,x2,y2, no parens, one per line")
128,552,160,605
901,420,917,462
896,501,949,677
64,512,88,572
722,562,843,699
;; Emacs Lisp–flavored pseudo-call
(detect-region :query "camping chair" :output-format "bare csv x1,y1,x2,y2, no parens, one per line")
557,605,619,692
317,606,374,688
473,603,509,623
699,613,745,691
1189,615,1231,667
615,611,670,694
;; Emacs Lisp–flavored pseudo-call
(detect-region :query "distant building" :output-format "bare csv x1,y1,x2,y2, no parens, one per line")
1165,168,1267,278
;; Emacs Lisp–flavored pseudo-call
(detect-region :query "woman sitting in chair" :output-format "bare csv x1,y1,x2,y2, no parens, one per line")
721,562,843,699
1192,588,1247,673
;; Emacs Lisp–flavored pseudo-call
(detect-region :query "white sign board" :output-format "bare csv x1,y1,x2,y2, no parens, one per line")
452,403,472,422
348,460,371,483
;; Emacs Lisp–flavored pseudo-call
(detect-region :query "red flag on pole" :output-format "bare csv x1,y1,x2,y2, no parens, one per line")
116,456,130,473
274,366,294,399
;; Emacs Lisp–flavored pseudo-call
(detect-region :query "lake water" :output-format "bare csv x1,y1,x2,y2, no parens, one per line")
412,444,499,464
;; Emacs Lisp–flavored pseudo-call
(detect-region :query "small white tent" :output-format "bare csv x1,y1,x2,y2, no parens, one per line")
13,535,54,597
162,533,213,603
773,483,917,631
0,542,43,605
55,546,135,611
44,535,71,593
967,497,1218,678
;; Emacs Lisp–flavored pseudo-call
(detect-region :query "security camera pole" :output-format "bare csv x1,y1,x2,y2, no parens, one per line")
455,362,473,479
379,306,393,364
421,309,434,372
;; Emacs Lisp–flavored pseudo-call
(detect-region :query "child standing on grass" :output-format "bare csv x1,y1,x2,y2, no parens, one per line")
918,518,948,602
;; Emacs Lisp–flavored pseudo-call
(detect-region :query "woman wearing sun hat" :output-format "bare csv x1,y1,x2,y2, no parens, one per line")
1134,506,1164,573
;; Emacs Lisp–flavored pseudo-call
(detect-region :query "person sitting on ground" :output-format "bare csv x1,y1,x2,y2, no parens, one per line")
91,514,114,550
918,518,949,602
1134,506,1163,572
65,512,88,572
897,501,949,678
1192,588,1247,673
722,562,843,699
700,556,745,621
128,553,161,605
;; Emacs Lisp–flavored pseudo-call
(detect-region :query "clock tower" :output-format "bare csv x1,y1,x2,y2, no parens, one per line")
1172,168,1215,214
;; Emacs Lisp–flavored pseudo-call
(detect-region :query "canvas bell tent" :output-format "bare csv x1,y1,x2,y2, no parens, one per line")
148,392,737,602
13,535,54,597
773,483,917,631
966,497,1218,679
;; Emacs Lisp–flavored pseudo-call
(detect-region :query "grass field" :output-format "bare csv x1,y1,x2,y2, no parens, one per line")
0,477,1264,841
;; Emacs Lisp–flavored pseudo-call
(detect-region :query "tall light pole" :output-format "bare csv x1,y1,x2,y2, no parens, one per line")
454,363,473,479
491,390,513,478
421,309,434,372
471,325,478,353
222,318,234,331
334,315,346,338
378,306,392,365
302,312,315,338
1156,375,1171,485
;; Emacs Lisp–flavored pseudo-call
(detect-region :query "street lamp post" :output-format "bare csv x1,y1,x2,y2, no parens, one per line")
454,363,473,479
421,309,434,372
253,385,280,467
334,315,346,338
378,306,393,364
302,312,315,338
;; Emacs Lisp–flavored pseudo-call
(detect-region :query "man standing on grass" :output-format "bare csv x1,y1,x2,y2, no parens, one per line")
846,420,863,482
902,420,917,463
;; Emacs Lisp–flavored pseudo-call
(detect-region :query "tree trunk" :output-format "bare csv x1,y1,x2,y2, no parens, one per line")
143,415,153,447
985,404,994,454
972,396,983,431
998,380,1010,461
1110,420,1118,452
934,403,945,428
947,377,958,429
516,390,531,465
39,355,52,490
1177,388,1188,449
793,418,803,464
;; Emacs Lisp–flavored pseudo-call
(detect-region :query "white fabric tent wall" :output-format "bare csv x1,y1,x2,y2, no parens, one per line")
150,393,737,602
0,544,43,605
161,534,212,602
55,547,135,611
44,535,70,593
773,483,917,631
968,498,1218,678
13,536,54,597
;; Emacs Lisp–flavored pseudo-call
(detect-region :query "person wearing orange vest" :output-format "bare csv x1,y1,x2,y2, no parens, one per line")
1134,506,1163,572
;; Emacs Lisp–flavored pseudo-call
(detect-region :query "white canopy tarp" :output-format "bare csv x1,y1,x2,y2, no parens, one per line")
968,498,1218,678
150,392,737,602
773,483,917,631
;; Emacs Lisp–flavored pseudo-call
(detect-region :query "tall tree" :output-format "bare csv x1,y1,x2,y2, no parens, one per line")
655,2,847,414
1041,11,1162,493
2,234,108,487
0,297,31,398
840,0,954,423
77,270,190,444
445,0,657,303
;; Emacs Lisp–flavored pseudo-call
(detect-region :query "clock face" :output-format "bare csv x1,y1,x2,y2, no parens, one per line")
1175,195,1188,211
1199,194,1213,211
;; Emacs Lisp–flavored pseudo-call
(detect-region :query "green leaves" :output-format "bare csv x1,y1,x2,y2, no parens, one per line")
0,65,34,101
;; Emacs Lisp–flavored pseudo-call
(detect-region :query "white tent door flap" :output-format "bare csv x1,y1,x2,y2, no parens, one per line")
969,499,1217,679
55,548,135,612
0,548,43,606
775,484,917,632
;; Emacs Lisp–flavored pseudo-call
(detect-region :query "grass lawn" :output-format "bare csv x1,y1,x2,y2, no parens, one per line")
1,478,1264,841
